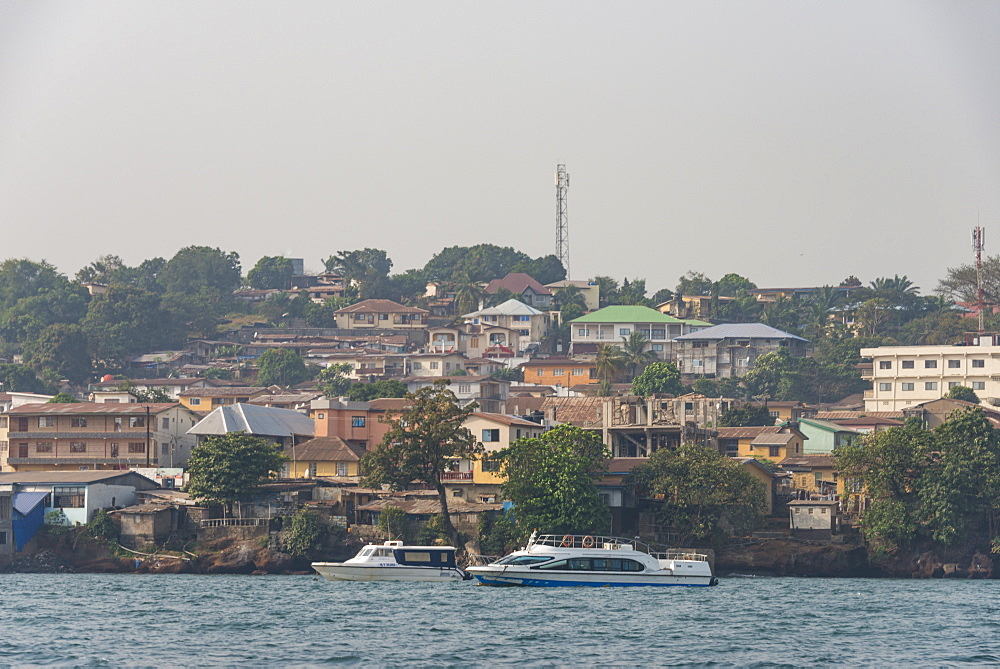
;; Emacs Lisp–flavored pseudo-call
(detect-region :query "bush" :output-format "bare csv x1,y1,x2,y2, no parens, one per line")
416,514,449,546
282,509,326,557
87,509,119,543
477,511,519,556
376,505,408,541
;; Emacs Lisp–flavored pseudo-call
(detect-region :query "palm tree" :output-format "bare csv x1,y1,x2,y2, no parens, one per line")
454,275,484,315
595,344,626,385
621,331,657,380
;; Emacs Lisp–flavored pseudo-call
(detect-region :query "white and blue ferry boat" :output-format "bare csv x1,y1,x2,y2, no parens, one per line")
467,532,718,587
313,540,471,582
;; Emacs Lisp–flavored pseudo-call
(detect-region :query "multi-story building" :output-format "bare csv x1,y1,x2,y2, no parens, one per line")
308,397,409,450
545,280,600,312
484,273,553,310
520,357,598,387
568,305,694,360
0,403,202,472
462,299,549,355
861,339,1000,410
88,378,209,403
402,376,510,414
178,386,270,413
333,299,429,331
674,323,808,378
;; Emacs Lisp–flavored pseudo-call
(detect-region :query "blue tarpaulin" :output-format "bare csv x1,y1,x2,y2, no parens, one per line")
12,491,48,551
13,492,47,516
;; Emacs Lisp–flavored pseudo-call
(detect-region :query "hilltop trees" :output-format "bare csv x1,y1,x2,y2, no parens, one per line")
257,349,311,387
187,433,288,515
247,256,295,290
631,362,683,397
22,323,91,384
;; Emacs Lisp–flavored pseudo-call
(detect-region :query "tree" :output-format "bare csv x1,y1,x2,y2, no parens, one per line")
717,404,773,427
945,385,980,404
317,363,353,397
626,444,767,546
282,508,327,558
257,349,311,387
511,255,566,285
185,433,288,514
0,259,89,344
938,255,1000,305
324,248,393,299
631,362,683,397
714,273,757,297
422,244,530,283
854,298,895,338
48,393,79,403
497,424,611,538
491,367,523,382
553,285,587,311
361,381,480,544
591,276,620,307
0,363,48,393
620,331,656,380
676,271,713,297
159,246,242,295
347,379,408,401
116,380,171,403
82,286,184,370
618,278,649,306
247,256,295,290
22,323,91,384
453,275,484,315
595,344,626,384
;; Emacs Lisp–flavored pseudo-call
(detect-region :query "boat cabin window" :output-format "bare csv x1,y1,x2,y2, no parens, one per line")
374,548,393,557
533,558,646,572
393,549,457,568
497,555,554,566
359,548,375,557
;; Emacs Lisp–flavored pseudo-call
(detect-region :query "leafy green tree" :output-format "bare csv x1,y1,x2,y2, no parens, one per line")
75,255,166,292
361,380,480,544
186,433,287,514
511,255,566,285
115,380,171,403
553,285,587,311
22,323,91,384
422,244,530,283
626,444,767,546
618,278,649,306
347,379,408,401
48,392,80,403
938,255,1000,304
0,259,89,344
650,287,674,305
717,404,773,427
478,511,520,556
247,256,295,290
376,505,408,541
945,385,980,404
384,269,428,304
0,363,48,393
491,367,523,382
82,286,184,370
453,274,484,314
760,295,800,335
855,298,895,338
691,376,743,398
714,273,757,297
621,331,656,380
324,248,393,299
595,344,626,384
675,271,713,297
896,311,965,346
87,508,119,543
257,349,311,387
317,363,353,397
282,508,327,557
159,246,242,295
631,362,683,397
591,276,620,307
497,424,611,538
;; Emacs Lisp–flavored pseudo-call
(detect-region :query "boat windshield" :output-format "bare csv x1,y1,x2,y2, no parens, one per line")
496,555,555,566
359,548,374,557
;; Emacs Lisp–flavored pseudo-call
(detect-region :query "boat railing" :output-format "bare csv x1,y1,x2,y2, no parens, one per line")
466,554,499,566
528,534,708,562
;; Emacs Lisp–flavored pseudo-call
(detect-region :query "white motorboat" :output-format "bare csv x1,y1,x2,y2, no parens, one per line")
467,532,718,587
312,540,471,582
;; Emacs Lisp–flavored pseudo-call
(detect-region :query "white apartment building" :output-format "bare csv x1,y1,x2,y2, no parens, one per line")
861,342,1000,411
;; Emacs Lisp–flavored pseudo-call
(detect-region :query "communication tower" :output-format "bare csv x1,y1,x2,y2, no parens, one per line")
973,226,985,333
555,164,570,279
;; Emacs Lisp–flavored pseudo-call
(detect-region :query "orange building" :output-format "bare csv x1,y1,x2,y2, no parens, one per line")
308,397,409,450
520,357,597,388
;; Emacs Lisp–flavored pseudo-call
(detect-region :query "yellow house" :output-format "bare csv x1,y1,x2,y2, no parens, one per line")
715,424,807,461
779,455,843,497
284,436,366,479
441,412,545,502
178,386,270,413
520,357,598,388
732,457,776,515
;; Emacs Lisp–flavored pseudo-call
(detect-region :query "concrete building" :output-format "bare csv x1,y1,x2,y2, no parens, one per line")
861,339,1000,411
569,305,692,360
462,299,549,355
674,323,808,378
0,470,160,527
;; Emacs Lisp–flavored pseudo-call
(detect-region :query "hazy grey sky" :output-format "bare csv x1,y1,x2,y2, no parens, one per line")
2,1,998,294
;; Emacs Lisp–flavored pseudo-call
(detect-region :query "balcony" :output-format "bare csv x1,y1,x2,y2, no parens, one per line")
440,471,473,481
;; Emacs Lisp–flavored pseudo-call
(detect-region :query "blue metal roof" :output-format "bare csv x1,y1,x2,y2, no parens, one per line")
674,323,808,342
13,491,48,516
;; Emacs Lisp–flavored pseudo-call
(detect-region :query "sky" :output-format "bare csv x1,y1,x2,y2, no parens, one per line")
1,1,999,295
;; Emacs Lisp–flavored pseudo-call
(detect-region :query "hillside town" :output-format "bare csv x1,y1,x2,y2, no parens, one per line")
0,245,998,578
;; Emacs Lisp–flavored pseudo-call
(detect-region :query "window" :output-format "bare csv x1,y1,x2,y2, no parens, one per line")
161,443,169,455
52,487,85,508
879,361,892,369
129,416,145,428
71,418,88,428
692,341,709,349
70,442,87,453
36,442,53,453
948,360,961,369
879,383,892,391
925,360,937,369
458,384,471,394
973,359,985,368
0,532,6,545
577,328,589,337
189,398,201,406
901,360,914,369
901,383,914,391
317,413,325,419
620,328,631,336
769,410,779,418
552,369,564,376
482,429,500,442
352,416,366,428
651,344,663,351
430,362,439,370
337,463,349,476
572,368,584,376
769,445,780,458
213,398,225,405
413,362,422,370
724,441,738,457
925,382,938,391
379,313,389,320
973,381,986,390
482,456,501,472
128,442,145,453
651,329,665,339
38,417,55,428
948,382,959,389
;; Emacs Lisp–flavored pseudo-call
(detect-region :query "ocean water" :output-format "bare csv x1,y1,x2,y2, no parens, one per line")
0,574,998,666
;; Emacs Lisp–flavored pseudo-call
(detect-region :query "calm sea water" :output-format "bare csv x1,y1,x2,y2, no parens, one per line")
1,574,998,667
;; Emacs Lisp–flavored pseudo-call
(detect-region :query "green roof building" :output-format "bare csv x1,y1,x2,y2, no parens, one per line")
568,305,700,360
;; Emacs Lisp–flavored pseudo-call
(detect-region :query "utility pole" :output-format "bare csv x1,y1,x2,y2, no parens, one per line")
555,164,570,280
145,405,151,467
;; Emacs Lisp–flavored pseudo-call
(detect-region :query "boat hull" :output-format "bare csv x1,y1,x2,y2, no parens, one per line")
312,562,467,582
468,567,714,587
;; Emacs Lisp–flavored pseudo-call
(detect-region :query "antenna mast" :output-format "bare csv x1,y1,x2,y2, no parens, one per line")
973,226,985,333
555,164,570,279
